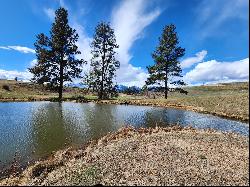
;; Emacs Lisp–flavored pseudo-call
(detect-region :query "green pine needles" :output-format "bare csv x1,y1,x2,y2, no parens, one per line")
146,24,186,99
84,22,120,99
29,7,85,101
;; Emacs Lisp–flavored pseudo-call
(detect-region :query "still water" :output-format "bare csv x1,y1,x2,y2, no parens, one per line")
0,102,248,170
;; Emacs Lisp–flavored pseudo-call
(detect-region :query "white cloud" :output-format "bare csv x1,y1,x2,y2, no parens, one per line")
0,69,32,81
30,59,37,67
111,0,161,86
0,46,35,54
0,46,11,50
72,22,92,65
0,59,39,81
59,0,67,8
67,22,92,83
184,58,249,85
196,0,249,39
181,50,207,69
43,8,55,21
116,64,149,87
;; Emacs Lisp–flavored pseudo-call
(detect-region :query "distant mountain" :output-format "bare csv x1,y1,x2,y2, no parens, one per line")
64,83,142,92
65,82,86,88
116,85,128,92
116,85,142,93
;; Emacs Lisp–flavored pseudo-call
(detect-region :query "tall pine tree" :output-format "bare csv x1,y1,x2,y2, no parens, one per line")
146,24,185,99
85,22,119,99
29,7,85,101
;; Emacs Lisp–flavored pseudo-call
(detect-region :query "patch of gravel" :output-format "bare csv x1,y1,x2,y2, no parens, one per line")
0,126,249,186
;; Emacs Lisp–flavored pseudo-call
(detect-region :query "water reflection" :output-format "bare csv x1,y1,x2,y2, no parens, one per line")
0,102,248,170
31,103,70,158
83,104,117,140
143,108,187,128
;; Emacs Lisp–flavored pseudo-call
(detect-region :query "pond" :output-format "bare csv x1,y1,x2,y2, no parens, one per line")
0,102,248,171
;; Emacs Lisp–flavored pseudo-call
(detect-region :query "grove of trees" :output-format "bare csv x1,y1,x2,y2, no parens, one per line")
29,7,186,101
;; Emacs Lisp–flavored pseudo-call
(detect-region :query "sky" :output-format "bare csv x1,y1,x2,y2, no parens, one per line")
0,0,249,87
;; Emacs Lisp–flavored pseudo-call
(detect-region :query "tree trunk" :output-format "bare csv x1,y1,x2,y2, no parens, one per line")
165,80,168,99
58,59,63,102
100,58,105,100
100,42,106,100
165,66,168,99
99,60,104,99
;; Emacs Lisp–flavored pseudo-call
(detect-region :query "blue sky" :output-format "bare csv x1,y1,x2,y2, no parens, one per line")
0,0,249,86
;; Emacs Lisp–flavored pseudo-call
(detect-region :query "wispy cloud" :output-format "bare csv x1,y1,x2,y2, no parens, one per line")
196,0,249,39
0,46,11,50
181,50,207,69
184,57,249,85
111,0,161,86
43,8,55,21
0,46,35,54
30,59,37,67
72,22,92,65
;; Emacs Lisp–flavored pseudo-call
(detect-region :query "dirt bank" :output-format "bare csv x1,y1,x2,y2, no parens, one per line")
0,126,248,186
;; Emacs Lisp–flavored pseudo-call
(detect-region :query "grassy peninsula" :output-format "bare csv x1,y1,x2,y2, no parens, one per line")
0,126,248,186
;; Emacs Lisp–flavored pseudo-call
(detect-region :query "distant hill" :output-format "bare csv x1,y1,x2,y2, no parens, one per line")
0,80,85,100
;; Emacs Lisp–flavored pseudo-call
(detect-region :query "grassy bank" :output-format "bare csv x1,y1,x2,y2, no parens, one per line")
0,126,248,186
0,80,86,101
96,82,249,122
0,80,249,121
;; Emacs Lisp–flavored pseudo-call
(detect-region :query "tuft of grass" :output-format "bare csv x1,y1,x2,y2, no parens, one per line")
84,166,98,179
198,155,207,160
70,166,99,185
84,95,98,100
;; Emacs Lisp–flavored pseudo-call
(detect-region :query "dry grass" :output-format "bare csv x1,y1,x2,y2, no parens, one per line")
0,126,248,186
0,80,85,101
99,82,249,122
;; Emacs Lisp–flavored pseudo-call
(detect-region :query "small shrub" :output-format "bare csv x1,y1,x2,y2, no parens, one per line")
2,84,11,91
28,97,35,101
70,166,99,185
198,155,207,160
70,95,86,100
49,97,63,102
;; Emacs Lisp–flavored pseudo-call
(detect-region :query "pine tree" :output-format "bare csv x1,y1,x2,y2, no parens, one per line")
86,22,120,99
146,24,185,99
29,7,85,101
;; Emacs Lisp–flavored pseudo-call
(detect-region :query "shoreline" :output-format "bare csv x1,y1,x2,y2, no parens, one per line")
0,98,249,123
0,126,248,186
94,99,249,123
